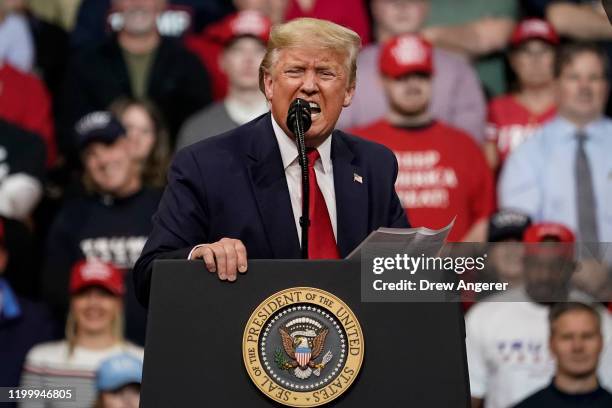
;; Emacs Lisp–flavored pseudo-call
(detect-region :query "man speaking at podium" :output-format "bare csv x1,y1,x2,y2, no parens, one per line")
133,18,410,306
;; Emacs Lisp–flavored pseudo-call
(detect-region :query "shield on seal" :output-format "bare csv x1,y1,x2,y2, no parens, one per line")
295,345,311,367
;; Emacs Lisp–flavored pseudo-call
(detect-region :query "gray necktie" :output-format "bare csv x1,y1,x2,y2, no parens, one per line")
575,131,600,246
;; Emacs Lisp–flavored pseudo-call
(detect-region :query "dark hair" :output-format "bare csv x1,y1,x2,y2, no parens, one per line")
109,98,171,188
549,302,601,334
554,41,609,78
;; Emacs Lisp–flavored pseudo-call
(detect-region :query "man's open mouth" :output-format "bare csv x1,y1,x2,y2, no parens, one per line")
308,101,321,114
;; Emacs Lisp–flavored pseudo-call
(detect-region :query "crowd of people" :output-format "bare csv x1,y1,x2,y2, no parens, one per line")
1,0,612,407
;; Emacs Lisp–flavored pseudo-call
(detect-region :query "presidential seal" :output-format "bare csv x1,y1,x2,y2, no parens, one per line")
243,287,364,407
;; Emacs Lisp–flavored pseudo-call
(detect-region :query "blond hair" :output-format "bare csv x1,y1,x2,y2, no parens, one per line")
65,302,125,355
259,18,361,93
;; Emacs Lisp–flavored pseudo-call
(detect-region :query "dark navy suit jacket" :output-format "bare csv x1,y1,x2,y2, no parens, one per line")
133,113,409,305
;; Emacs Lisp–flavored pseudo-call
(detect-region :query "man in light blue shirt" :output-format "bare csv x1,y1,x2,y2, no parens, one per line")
499,42,612,243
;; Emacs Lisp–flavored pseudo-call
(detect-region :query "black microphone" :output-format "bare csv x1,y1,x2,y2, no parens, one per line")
286,98,312,136
286,98,312,259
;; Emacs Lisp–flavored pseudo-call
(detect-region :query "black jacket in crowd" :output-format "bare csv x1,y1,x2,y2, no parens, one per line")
41,187,162,345
60,35,212,154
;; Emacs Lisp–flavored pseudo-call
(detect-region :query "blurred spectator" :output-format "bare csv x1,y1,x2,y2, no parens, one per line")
0,0,34,72
484,19,558,172
515,302,612,407
337,0,487,141
466,222,612,408
27,0,83,31
0,62,56,167
177,12,269,149
350,35,494,242
545,0,612,114
185,10,271,102
499,42,612,243
109,98,170,188
93,353,142,408
42,112,161,345
61,0,211,154
422,0,518,96
21,260,143,408
0,219,57,403
70,0,233,50
0,120,45,223
484,210,532,290
283,0,371,44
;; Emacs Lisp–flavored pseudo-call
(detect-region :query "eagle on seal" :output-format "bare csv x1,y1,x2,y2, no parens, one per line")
279,327,329,379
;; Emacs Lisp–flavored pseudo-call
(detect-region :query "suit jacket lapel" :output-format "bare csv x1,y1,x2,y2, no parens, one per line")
332,132,369,258
247,114,302,259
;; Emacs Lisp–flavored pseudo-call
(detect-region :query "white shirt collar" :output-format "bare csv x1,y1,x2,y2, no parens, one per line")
270,114,333,173
553,114,608,142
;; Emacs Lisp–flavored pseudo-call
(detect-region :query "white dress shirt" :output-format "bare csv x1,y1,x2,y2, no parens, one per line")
188,115,338,259
271,115,338,244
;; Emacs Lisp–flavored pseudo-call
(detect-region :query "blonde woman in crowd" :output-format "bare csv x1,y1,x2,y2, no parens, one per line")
20,260,143,408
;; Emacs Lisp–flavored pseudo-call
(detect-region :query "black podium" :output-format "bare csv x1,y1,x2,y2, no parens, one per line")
141,260,470,407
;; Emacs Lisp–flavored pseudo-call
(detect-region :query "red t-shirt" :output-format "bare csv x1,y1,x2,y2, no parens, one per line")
350,120,494,242
284,0,371,45
0,64,55,167
486,95,556,166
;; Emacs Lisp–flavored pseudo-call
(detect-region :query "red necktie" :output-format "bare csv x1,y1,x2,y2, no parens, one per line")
306,149,340,259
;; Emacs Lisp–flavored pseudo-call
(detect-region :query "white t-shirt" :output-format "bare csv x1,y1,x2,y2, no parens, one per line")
466,287,612,408
19,340,143,408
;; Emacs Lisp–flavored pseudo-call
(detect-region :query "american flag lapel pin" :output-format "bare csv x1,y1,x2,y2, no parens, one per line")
353,173,363,184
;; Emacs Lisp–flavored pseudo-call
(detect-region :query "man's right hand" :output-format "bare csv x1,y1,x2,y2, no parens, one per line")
189,238,248,281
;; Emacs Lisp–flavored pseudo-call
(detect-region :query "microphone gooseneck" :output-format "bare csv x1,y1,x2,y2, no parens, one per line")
286,98,312,259
287,98,312,136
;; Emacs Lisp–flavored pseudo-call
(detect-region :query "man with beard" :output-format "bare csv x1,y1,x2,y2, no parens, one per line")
350,34,494,242
500,42,612,245
61,0,211,153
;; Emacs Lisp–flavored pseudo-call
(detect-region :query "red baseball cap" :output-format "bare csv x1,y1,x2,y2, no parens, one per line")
523,223,575,243
210,11,271,47
379,34,434,79
510,18,559,47
523,222,575,258
70,260,125,296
